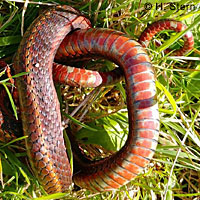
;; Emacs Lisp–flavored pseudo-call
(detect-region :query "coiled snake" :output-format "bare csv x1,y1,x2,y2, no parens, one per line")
0,5,194,193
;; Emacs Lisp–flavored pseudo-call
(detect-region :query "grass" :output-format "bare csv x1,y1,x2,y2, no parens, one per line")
0,0,200,199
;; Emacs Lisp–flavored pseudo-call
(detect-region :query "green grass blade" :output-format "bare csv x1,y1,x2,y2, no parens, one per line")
18,167,30,186
1,82,18,120
63,130,73,174
0,136,27,149
62,112,97,132
33,193,70,200
0,36,21,46
156,81,177,116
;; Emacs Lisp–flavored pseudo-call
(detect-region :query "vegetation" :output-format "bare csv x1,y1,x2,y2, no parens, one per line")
0,0,200,199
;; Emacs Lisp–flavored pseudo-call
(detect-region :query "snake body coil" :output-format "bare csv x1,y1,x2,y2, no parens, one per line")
55,28,159,191
13,6,91,193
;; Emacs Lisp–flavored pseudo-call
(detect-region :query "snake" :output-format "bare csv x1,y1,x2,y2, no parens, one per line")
0,5,194,193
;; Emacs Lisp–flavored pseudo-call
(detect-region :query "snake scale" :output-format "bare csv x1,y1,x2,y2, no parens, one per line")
0,5,194,193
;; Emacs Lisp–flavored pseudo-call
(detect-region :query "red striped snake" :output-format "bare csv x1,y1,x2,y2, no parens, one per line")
0,5,194,193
